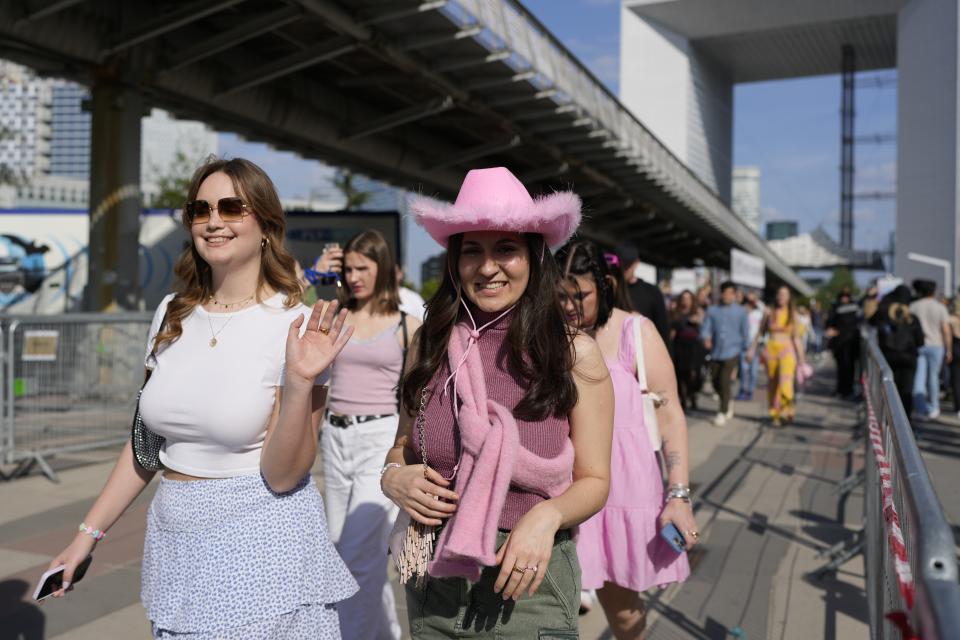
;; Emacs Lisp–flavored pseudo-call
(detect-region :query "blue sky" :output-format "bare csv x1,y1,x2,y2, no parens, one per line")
221,0,897,280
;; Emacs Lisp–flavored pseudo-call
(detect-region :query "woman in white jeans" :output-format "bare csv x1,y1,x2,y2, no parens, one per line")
320,229,421,639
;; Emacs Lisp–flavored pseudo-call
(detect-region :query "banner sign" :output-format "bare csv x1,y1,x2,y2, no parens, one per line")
730,249,765,289
670,268,697,294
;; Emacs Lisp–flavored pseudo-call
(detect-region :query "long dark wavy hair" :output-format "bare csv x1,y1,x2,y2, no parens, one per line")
555,241,616,329
401,232,578,421
154,157,301,351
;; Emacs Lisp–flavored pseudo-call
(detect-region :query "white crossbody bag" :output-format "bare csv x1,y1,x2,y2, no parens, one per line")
633,316,663,452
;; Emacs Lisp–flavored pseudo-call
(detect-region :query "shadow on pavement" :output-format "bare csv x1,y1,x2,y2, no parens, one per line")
802,571,869,628
0,579,44,640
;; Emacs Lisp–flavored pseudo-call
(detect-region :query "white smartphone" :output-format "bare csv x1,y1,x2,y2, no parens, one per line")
34,555,93,601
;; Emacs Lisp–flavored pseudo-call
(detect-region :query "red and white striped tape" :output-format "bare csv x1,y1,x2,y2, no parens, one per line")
862,374,917,636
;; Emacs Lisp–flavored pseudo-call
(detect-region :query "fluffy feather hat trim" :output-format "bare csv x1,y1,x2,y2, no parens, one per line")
410,167,581,248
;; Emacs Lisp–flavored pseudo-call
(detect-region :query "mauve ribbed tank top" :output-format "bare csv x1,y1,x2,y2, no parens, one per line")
329,321,403,415
413,306,571,530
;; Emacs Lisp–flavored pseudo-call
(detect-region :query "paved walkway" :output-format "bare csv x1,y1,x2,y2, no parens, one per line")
0,362,882,639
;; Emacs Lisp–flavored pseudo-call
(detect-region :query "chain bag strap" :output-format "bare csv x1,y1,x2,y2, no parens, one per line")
131,307,169,471
392,386,438,588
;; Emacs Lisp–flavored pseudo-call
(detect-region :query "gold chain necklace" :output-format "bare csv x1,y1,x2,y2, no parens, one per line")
208,293,255,310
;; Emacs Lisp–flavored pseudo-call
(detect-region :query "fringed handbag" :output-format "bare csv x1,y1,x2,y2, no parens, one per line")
389,387,440,589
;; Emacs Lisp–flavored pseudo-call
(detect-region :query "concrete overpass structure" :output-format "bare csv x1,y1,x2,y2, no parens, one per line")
621,0,960,294
0,0,810,309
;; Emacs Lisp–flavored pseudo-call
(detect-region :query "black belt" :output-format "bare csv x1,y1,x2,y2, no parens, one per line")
327,413,395,428
498,528,572,544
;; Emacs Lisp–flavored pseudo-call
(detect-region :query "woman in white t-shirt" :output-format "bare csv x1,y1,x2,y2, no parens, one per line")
45,158,358,638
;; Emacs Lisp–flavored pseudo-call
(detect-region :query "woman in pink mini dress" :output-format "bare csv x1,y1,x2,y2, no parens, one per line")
558,241,695,639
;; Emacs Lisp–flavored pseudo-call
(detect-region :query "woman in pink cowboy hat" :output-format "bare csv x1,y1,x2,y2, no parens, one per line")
380,167,614,638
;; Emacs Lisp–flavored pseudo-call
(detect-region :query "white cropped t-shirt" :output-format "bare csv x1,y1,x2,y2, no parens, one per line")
138,292,327,478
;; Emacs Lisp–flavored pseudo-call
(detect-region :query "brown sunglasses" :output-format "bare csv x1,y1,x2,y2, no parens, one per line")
184,197,251,225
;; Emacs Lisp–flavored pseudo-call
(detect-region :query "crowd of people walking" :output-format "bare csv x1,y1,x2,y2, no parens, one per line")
36,155,960,639
40,160,704,640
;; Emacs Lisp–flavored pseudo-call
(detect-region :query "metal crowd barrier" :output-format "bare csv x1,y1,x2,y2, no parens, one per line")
861,331,960,639
0,312,153,481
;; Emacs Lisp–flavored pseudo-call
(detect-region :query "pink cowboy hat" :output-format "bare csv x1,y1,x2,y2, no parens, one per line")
410,167,581,248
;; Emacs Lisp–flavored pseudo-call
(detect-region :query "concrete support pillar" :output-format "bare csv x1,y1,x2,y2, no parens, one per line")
84,80,143,311
895,0,960,294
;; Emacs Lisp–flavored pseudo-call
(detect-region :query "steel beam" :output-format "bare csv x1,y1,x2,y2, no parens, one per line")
336,73,414,88
426,135,521,171
519,163,569,184
463,71,537,91
485,89,558,108
18,0,86,23
219,37,357,96
432,50,510,73
840,44,855,249
399,26,481,51
603,211,657,231
360,1,448,26
162,6,302,72
101,0,247,58
342,96,454,141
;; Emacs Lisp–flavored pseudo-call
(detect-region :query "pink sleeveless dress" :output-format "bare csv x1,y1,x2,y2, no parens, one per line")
577,315,691,592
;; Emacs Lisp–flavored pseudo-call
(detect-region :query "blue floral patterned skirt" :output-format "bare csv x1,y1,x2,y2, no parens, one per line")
142,473,358,639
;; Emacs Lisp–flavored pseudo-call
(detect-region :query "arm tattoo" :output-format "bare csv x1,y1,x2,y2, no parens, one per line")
665,450,682,473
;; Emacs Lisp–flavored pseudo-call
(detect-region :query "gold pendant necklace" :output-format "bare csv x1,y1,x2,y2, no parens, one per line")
207,313,236,348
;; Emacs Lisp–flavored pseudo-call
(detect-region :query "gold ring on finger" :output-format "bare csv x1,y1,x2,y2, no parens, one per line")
319,326,331,335
512,566,525,575
526,565,539,572
687,530,700,539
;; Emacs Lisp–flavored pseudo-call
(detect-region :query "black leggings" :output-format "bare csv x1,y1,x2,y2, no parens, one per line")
951,359,960,413
891,364,916,417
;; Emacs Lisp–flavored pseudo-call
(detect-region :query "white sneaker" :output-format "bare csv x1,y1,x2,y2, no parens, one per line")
579,589,595,615
712,412,727,427
927,409,940,420
725,404,735,420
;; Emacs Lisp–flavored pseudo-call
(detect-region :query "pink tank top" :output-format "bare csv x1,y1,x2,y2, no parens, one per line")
414,307,571,530
328,320,403,415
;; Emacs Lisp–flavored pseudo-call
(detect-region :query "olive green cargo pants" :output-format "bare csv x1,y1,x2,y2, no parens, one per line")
405,531,580,639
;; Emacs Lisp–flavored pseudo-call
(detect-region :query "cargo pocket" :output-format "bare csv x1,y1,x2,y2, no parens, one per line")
538,630,580,639
541,539,581,626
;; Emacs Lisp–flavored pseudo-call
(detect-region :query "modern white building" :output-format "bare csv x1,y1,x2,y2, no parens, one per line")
0,59,218,209
732,166,761,233
140,108,219,206
0,61,51,179
620,0,959,292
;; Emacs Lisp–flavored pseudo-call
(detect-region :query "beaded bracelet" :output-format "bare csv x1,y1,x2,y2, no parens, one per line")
78,522,106,541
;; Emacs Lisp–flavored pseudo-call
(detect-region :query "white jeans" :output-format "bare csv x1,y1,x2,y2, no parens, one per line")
321,414,401,640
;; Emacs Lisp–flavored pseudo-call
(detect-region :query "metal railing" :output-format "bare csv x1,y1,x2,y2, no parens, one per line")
1,312,153,481
861,331,960,639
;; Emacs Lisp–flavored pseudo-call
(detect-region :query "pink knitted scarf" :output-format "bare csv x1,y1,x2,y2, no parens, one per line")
427,309,575,580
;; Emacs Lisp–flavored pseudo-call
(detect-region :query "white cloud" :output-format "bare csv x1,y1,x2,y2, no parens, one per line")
762,206,791,222
565,37,620,93
856,162,896,190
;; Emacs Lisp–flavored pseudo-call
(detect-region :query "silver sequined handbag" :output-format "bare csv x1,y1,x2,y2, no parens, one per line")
131,309,167,471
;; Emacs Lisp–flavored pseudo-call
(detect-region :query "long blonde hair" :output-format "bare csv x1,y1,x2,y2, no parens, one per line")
154,157,302,351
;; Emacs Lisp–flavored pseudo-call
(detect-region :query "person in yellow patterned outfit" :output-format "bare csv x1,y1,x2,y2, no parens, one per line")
747,286,807,426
